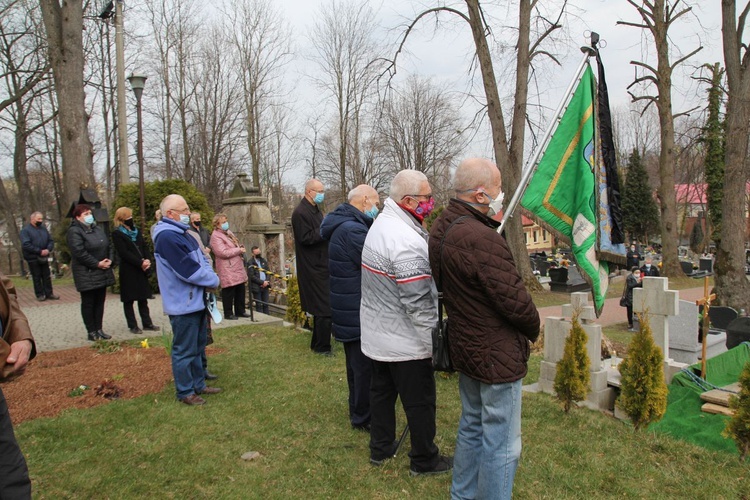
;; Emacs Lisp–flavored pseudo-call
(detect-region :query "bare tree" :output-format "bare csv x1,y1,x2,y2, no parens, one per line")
226,0,292,191
310,0,383,198
384,0,565,289
717,0,750,311
375,75,467,204
38,0,96,206
618,0,702,276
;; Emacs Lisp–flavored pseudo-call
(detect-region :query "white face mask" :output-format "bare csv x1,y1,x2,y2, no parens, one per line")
487,190,505,217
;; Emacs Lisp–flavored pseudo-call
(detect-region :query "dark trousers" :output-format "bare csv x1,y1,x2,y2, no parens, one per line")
123,299,154,329
343,340,372,427
253,287,270,314
222,283,246,317
626,305,634,327
369,358,439,470
26,259,53,299
310,315,332,353
0,388,31,499
80,287,107,333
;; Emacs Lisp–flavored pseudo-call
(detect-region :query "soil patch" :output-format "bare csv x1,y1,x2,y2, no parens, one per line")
2,344,221,425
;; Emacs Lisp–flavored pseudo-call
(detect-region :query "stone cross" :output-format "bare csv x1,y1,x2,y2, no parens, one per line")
633,277,679,358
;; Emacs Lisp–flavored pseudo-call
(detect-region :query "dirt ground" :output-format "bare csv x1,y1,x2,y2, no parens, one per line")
2,344,220,425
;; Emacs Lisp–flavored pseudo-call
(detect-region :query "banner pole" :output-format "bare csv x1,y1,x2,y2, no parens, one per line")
498,45,597,234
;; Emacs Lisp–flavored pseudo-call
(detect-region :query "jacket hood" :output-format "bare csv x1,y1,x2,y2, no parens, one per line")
152,218,188,242
320,202,372,241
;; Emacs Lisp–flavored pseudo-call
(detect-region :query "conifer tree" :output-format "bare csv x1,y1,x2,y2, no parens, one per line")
724,361,750,461
621,149,660,244
617,313,668,430
554,312,590,413
285,276,306,327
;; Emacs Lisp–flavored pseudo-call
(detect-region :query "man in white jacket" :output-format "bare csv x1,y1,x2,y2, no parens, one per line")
360,169,452,477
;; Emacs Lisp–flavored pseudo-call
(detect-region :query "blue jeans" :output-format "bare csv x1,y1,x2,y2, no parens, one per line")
451,375,522,500
169,310,207,399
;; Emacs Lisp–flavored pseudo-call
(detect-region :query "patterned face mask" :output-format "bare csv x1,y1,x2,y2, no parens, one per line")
415,197,435,218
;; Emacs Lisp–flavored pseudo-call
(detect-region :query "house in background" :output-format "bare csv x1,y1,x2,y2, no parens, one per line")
522,214,554,254
675,183,750,247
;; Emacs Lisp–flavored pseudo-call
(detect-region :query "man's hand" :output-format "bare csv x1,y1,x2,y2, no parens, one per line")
41,249,49,257
262,281,270,288
6,339,33,377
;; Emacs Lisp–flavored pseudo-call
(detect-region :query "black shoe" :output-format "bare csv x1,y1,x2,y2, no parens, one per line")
46,294,60,300
225,315,238,320
97,330,112,340
36,296,46,302
370,440,400,466
129,327,143,334
87,331,99,341
142,325,160,331
315,350,334,357
352,422,371,433
240,312,252,318
409,455,453,477
205,371,219,380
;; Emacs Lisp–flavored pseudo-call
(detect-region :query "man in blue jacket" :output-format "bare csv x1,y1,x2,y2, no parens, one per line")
320,184,380,431
153,195,221,406
20,212,59,301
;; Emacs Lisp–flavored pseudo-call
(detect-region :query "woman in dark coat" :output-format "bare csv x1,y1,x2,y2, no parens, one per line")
66,204,116,341
111,207,159,334
620,266,643,331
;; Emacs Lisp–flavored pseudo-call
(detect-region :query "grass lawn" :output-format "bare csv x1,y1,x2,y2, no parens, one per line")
15,323,747,499
9,275,75,289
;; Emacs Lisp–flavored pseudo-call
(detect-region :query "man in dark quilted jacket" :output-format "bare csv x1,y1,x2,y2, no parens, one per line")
429,158,540,500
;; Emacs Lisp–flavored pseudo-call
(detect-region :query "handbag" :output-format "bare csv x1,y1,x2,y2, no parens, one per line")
432,216,469,372
206,292,222,324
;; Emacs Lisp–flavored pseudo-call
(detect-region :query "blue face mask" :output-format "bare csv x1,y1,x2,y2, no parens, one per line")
314,192,325,204
179,214,191,225
364,204,379,219
221,222,230,231
83,214,95,225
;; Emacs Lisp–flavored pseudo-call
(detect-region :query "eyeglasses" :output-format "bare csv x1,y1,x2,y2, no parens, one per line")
310,188,325,194
404,193,432,200
169,207,190,214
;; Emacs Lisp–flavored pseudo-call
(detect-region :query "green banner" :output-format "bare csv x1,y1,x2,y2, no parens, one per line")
521,64,609,315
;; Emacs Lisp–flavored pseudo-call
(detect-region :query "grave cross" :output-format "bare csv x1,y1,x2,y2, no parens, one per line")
694,275,715,378
633,277,679,358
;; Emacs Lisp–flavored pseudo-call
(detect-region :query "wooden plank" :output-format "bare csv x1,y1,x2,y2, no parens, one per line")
701,403,735,416
699,384,741,407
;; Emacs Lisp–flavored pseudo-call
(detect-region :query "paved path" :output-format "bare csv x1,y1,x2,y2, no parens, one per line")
536,286,707,327
15,282,283,353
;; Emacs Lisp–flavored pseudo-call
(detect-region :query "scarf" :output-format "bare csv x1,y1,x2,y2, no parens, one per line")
118,225,139,242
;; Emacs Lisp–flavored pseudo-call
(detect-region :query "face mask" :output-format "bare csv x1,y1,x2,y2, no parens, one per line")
123,218,135,229
485,190,505,217
414,197,435,218
645,264,651,269
254,253,261,260
364,204,379,219
314,192,325,204
221,222,230,231
179,214,191,225
83,214,95,225
193,221,201,227
34,221,42,227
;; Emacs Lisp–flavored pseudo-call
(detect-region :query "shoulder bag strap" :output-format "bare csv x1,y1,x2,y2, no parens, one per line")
437,216,470,321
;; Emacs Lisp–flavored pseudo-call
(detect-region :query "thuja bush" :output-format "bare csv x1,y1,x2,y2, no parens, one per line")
617,312,667,430
285,276,305,327
723,361,750,461
554,312,591,412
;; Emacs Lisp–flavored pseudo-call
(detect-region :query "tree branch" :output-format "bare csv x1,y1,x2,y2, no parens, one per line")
673,105,700,119
627,74,659,88
670,46,703,71
631,60,659,76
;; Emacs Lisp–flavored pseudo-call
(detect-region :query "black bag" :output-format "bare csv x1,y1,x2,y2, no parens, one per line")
432,216,469,372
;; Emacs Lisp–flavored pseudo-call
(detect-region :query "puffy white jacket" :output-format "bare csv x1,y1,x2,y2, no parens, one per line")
360,198,438,362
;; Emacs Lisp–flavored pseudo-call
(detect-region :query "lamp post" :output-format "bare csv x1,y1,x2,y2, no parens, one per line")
127,73,147,233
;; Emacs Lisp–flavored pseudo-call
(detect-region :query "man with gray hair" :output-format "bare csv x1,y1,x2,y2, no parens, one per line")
20,211,59,301
429,158,539,499
153,194,221,405
360,170,451,476
320,184,380,432
292,178,333,356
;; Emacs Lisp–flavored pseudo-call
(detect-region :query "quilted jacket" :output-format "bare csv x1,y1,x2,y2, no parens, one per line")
210,229,248,288
429,199,540,384
66,220,116,293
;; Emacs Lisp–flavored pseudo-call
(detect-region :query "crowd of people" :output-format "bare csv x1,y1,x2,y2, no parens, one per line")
296,158,540,495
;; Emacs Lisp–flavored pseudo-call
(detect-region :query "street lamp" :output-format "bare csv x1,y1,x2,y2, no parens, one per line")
127,73,147,234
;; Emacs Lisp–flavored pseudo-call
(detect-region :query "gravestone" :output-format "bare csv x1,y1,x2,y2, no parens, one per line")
632,277,678,357
699,257,713,273
680,261,696,276
668,300,727,364
548,265,591,293
708,306,738,332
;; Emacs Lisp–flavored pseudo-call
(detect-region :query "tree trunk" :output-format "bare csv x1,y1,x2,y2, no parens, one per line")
465,0,540,290
39,0,95,207
717,0,750,311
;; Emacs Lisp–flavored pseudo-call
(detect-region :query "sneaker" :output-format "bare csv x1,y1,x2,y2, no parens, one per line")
36,296,46,302
409,455,453,477
46,294,60,300
370,440,400,466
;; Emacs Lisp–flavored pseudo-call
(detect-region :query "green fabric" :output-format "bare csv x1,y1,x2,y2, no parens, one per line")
520,64,608,315
649,343,750,454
